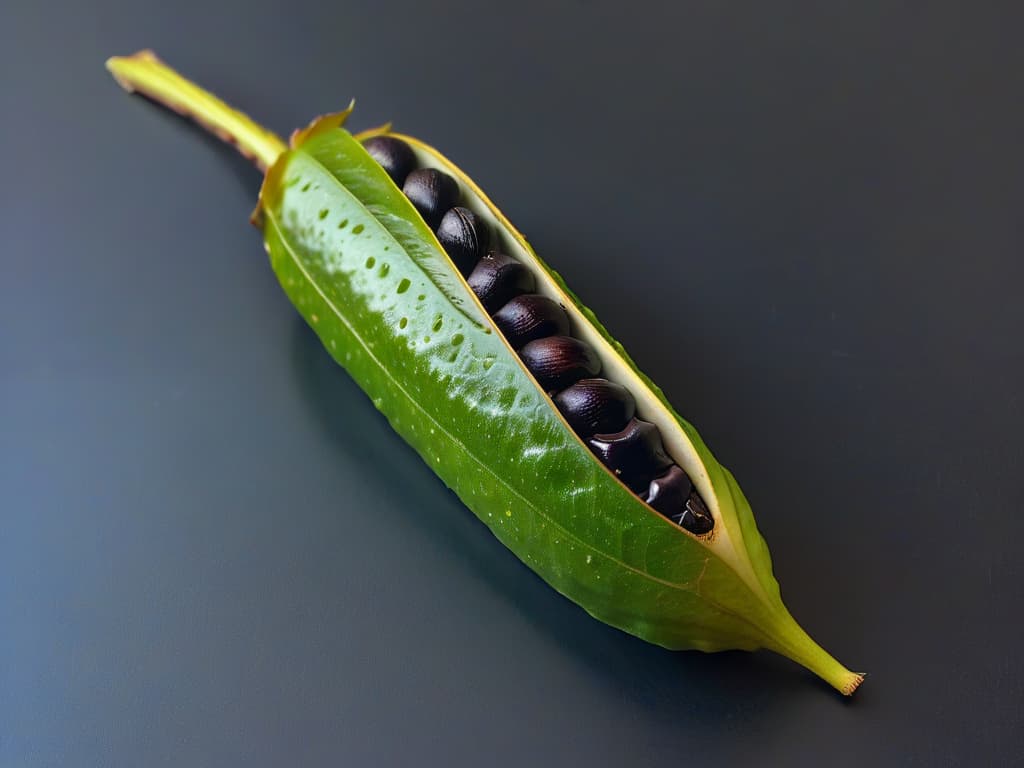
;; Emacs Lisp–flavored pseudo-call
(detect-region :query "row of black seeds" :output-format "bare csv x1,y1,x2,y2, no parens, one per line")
363,136,714,535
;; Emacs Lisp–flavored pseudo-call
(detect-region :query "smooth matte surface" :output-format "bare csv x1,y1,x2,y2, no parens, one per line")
2,1,1022,765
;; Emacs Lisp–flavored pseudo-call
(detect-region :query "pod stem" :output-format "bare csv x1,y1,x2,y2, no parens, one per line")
764,613,864,696
105,50,287,172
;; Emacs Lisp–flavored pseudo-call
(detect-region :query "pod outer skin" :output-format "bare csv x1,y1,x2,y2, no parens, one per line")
257,117,856,689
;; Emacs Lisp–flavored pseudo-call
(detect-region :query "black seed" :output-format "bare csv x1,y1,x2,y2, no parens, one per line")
676,490,714,535
437,207,489,274
493,294,570,349
587,418,672,493
644,465,693,518
467,252,535,311
402,168,460,229
519,335,601,391
554,378,635,437
362,136,416,186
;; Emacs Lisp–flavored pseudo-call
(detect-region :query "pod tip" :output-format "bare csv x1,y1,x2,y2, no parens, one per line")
765,613,866,696
840,670,866,697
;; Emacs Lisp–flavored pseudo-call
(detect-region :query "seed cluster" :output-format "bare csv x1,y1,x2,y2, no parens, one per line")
363,136,714,535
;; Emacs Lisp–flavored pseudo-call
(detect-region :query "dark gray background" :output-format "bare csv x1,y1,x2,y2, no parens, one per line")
3,1,1022,765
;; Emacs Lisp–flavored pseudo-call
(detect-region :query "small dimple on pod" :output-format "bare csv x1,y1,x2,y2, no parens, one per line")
467,252,535,311
493,294,571,349
362,136,416,186
554,378,636,437
518,335,601,392
587,418,673,493
402,168,460,229
437,206,488,274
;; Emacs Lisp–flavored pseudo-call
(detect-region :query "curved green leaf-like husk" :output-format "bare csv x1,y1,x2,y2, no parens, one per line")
256,119,862,694
104,50,860,693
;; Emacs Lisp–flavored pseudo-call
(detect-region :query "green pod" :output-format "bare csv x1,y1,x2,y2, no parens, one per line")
107,51,863,695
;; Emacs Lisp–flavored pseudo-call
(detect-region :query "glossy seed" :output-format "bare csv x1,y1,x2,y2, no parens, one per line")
587,418,673,493
362,136,417,186
467,252,535,311
518,335,601,391
645,465,693,518
675,490,715,535
493,294,570,349
554,378,636,437
437,207,489,273
402,168,460,229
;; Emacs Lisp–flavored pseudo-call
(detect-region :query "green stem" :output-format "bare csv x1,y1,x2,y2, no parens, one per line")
106,50,287,172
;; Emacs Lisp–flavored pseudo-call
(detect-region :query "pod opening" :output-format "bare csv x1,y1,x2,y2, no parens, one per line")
360,133,715,538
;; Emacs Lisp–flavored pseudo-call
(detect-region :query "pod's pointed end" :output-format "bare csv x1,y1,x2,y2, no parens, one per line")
785,642,865,697
763,609,865,697
840,670,866,697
